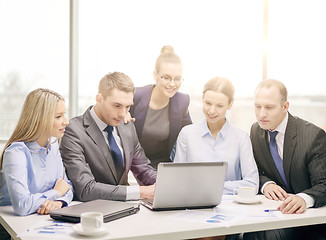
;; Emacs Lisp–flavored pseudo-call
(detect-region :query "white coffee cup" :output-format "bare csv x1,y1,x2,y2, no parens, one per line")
233,187,256,199
80,212,103,232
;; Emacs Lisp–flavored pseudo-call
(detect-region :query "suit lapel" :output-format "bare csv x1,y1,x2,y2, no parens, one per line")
169,99,177,147
83,108,119,183
116,124,129,183
283,114,297,189
133,85,153,138
260,129,270,158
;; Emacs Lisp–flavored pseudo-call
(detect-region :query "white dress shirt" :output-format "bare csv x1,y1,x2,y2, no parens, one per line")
90,107,140,200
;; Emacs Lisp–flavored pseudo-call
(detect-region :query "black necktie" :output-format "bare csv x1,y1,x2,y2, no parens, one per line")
269,131,288,187
104,126,124,180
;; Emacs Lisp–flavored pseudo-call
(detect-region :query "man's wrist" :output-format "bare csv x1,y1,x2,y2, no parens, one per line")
296,193,314,208
261,181,276,194
126,185,140,200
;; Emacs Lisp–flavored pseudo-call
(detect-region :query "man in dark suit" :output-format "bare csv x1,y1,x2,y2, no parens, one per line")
244,79,326,240
60,72,156,202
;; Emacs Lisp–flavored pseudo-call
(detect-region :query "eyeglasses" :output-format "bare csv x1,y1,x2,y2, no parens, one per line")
158,74,183,83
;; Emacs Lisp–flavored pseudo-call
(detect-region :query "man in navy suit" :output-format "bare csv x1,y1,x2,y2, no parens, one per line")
244,79,326,240
60,72,156,202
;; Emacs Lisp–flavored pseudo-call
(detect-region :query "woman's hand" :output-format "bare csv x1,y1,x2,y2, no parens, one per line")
53,178,71,197
124,112,135,124
37,200,63,215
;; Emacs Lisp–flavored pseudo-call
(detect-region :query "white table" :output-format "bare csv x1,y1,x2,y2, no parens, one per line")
1,195,326,240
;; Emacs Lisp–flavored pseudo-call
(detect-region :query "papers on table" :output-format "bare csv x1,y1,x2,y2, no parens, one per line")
169,195,283,227
170,208,245,227
18,219,74,238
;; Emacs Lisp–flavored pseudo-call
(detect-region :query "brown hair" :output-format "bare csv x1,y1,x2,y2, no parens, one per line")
98,72,135,99
155,45,182,73
203,77,235,104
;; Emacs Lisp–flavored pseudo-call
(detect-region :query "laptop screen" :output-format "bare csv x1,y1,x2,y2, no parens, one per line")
142,162,228,210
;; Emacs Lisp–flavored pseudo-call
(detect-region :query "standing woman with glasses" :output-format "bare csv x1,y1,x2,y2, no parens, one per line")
128,45,192,169
0,88,73,218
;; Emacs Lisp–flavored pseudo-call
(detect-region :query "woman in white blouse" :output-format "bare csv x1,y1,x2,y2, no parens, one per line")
174,77,259,195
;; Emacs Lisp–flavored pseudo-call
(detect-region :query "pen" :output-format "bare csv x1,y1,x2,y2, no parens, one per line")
264,209,279,212
43,227,65,230
33,223,66,230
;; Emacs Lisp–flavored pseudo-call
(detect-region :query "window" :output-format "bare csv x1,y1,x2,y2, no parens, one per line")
1,0,325,153
78,0,264,130
0,0,69,143
267,0,326,128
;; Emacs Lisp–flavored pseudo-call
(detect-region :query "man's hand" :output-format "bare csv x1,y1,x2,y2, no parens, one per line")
124,112,136,124
278,195,306,214
37,200,63,215
264,183,288,201
140,184,155,199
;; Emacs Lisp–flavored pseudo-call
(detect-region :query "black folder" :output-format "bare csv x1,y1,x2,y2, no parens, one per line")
50,199,140,223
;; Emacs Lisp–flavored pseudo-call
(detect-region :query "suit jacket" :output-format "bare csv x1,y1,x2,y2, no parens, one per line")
60,107,157,202
129,84,192,156
250,113,326,207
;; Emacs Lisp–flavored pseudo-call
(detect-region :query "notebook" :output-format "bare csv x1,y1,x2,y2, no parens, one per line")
141,162,228,211
50,199,140,223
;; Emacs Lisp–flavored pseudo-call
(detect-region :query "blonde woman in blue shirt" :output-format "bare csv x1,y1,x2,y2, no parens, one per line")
174,77,259,194
0,88,73,217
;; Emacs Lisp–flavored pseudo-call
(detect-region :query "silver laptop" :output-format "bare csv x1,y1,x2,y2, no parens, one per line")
50,199,140,223
141,162,228,211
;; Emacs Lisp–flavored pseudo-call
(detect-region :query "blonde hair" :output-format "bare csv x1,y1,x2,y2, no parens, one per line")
203,77,235,104
0,88,64,169
155,45,182,73
98,72,135,99
255,79,288,103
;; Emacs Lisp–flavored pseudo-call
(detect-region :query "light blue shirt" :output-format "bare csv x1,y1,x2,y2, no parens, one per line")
0,139,73,216
174,119,259,195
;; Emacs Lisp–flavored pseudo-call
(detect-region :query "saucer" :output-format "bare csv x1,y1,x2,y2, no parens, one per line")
234,195,261,204
73,223,108,236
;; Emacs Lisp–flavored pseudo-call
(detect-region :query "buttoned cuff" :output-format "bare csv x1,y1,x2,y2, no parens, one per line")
261,181,276,194
297,193,314,208
42,189,59,200
126,185,140,200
